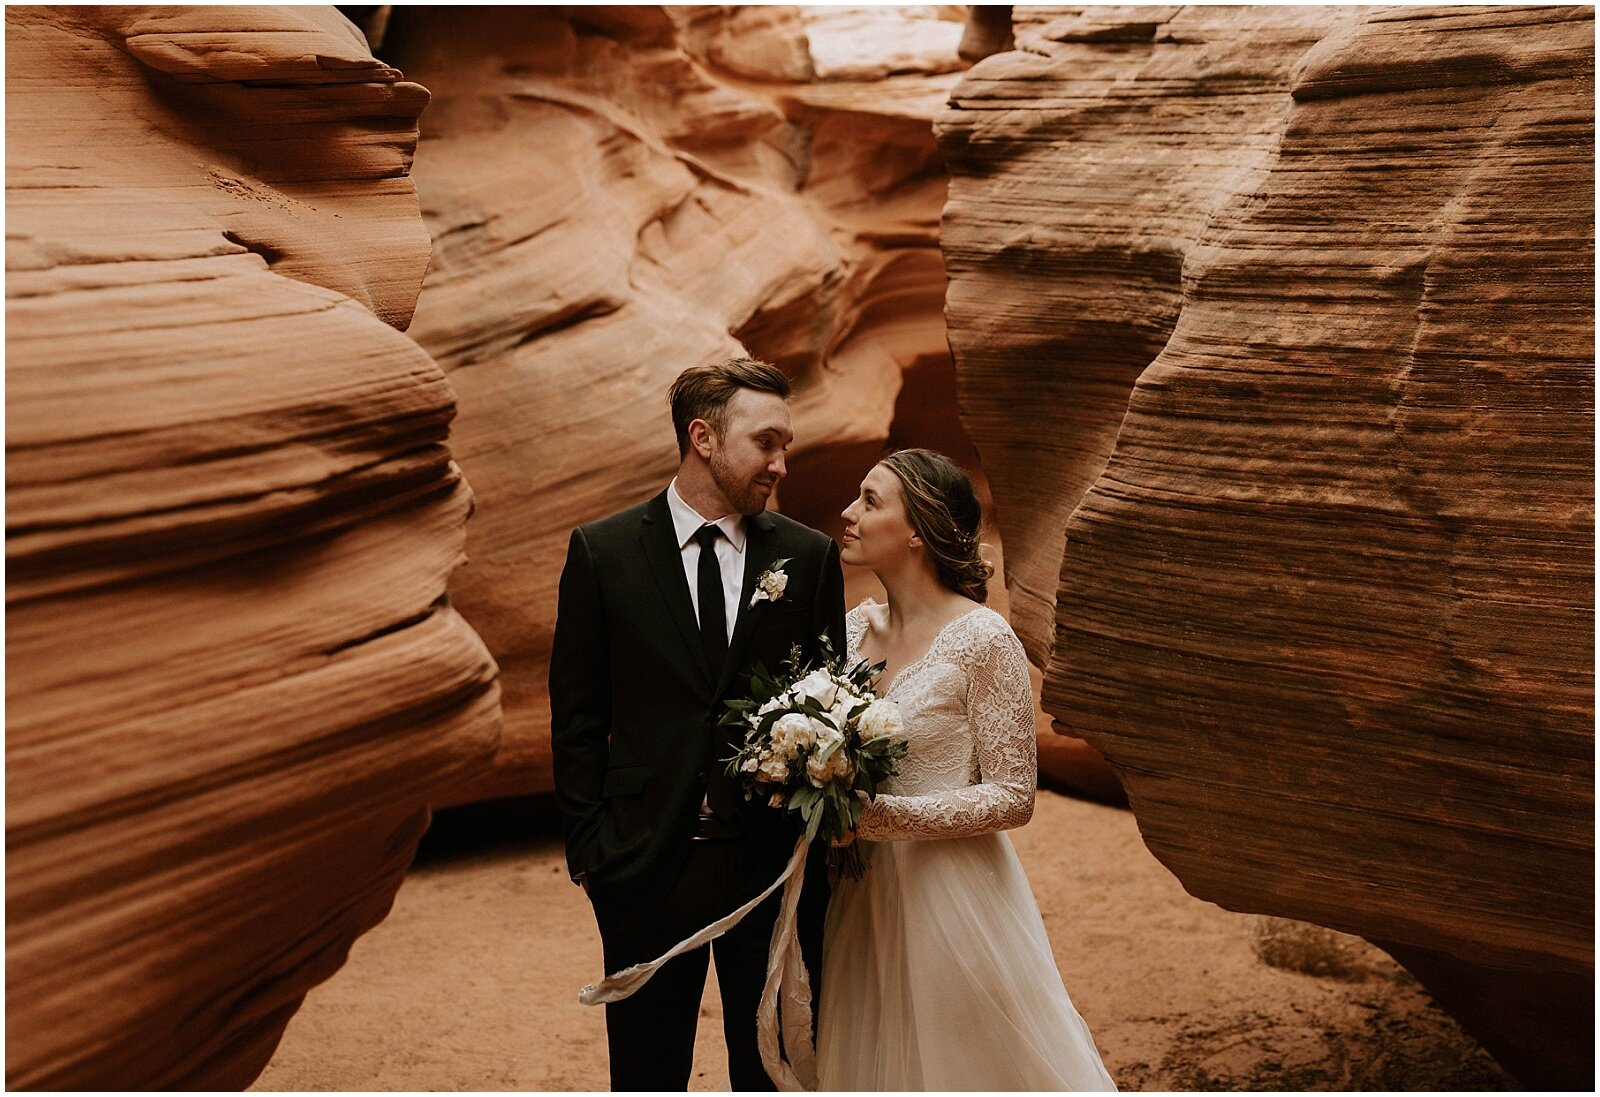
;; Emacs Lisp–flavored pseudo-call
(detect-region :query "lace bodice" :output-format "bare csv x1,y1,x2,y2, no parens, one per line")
847,599,1037,842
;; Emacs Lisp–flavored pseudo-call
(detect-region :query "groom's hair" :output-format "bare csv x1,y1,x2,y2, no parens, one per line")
669,357,791,458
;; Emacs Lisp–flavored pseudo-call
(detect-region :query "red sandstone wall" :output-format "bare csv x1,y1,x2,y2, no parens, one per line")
5,8,497,1088
381,6,999,801
939,5,1594,1085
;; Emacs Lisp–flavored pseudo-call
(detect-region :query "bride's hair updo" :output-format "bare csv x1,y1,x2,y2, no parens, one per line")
879,448,993,603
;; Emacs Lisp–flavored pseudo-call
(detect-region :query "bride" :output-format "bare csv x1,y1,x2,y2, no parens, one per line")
816,448,1117,1091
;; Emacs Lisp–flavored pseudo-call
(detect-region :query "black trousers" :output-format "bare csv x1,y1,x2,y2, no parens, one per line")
591,837,828,1092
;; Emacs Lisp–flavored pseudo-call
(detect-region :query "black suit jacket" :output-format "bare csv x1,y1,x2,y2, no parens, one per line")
549,488,848,900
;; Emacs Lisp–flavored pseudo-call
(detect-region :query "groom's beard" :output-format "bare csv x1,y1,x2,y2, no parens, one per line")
710,450,775,516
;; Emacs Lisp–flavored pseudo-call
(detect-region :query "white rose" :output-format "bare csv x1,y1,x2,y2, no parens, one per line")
774,713,819,754
758,696,785,716
804,753,830,787
805,742,854,787
806,754,857,789
793,668,839,709
857,699,904,741
773,712,816,746
827,698,854,729
741,756,759,773
759,756,790,782
814,719,844,750
750,564,791,607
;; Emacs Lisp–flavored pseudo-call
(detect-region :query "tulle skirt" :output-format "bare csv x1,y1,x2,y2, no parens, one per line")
815,832,1117,1091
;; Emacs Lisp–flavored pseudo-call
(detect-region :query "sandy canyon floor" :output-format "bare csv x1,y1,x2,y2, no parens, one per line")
253,792,1512,1091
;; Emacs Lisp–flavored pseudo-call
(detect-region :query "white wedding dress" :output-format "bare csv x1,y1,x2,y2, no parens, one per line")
814,600,1117,1091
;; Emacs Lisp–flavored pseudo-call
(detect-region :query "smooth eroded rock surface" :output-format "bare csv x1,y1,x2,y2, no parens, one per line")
6,7,497,1088
940,5,1593,1086
383,6,993,801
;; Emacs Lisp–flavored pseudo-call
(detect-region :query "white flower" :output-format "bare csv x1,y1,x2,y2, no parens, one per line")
741,756,759,773
773,712,814,739
804,753,829,787
827,698,854,729
814,721,844,752
805,746,854,787
769,791,787,809
857,698,904,741
749,560,791,608
771,713,816,759
759,755,790,782
793,668,839,709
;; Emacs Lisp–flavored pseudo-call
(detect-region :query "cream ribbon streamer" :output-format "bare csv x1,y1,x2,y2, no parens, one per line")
578,836,818,1091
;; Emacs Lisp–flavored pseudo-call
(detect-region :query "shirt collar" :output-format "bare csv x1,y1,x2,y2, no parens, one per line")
667,478,746,553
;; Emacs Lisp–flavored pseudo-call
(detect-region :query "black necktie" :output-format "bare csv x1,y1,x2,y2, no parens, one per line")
693,524,728,676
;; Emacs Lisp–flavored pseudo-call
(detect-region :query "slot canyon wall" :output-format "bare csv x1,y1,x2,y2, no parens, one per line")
5,5,1054,1088
8,3,1592,1090
5,8,498,1089
938,5,1594,1087
374,5,1051,803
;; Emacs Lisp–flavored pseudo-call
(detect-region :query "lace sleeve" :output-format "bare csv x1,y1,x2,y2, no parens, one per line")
856,616,1037,841
844,603,871,664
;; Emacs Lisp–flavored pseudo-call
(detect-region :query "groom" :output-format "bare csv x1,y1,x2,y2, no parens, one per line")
549,357,844,1091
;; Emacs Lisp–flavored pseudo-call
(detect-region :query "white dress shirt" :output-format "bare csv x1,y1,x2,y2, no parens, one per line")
667,478,745,642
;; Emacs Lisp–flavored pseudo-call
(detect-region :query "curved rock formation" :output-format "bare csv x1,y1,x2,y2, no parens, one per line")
382,6,996,801
959,6,1016,63
6,8,496,1089
940,5,1593,1085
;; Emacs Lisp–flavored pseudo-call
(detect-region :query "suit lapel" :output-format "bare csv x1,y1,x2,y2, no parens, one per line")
716,510,784,698
639,491,714,690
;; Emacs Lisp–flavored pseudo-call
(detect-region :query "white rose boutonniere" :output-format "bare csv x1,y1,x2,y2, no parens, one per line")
749,558,791,608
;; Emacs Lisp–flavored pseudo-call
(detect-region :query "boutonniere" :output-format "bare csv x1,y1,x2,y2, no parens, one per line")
749,558,791,608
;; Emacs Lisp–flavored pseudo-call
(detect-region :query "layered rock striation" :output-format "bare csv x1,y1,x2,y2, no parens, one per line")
383,6,987,800
6,8,496,1089
940,5,1593,1085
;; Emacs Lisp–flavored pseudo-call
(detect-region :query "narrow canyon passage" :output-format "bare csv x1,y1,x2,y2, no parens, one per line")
7,5,1588,1090
252,793,1510,1092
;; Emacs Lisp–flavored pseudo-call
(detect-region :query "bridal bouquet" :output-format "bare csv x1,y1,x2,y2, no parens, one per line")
721,639,908,879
